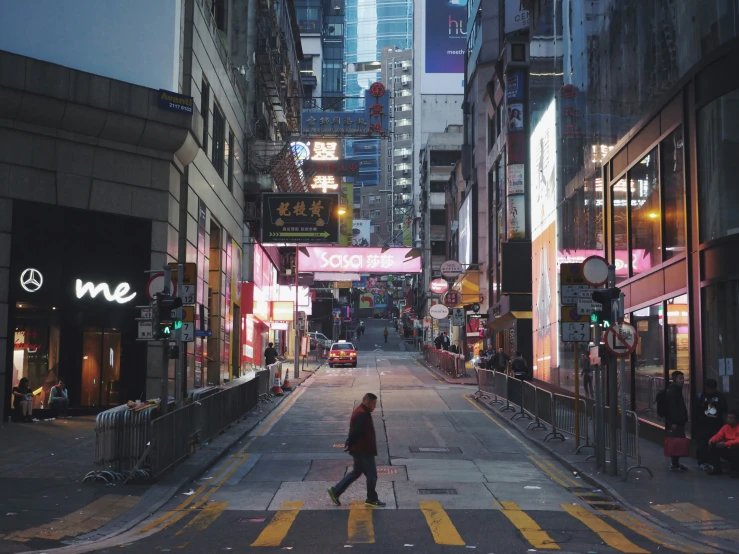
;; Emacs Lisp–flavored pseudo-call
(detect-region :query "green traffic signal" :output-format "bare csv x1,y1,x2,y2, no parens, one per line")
590,313,598,323
174,319,183,330
162,326,171,335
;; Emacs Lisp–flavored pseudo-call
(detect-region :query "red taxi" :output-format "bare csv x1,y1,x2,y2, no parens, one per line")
328,341,358,368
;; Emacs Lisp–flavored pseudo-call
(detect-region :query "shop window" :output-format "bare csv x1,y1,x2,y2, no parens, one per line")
629,149,660,274
201,79,210,155
11,307,59,410
630,302,665,426
702,281,739,409
666,294,690,418
81,327,121,407
662,127,686,260
212,102,226,178
611,178,628,282
698,89,739,242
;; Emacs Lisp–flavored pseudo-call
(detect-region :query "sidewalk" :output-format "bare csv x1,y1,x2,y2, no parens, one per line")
410,349,478,385
474,393,739,554
0,370,318,553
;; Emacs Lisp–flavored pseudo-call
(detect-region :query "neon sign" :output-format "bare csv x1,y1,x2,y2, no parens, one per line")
75,279,136,303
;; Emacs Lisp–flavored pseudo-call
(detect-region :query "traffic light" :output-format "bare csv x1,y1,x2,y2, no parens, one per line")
591,287,621,327
153,293,183,340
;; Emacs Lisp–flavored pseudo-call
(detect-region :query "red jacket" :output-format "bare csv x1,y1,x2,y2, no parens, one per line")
710,424,739,448
346,404,377,456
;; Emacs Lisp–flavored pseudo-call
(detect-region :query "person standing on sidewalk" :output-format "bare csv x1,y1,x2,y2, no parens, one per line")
264,342,279,366
383,328,389,343
707,410,739,478
491,347,509,374
664,371,690,471
581,352,593,396
328,393,386,507
694,378,728,471
511,351,530,381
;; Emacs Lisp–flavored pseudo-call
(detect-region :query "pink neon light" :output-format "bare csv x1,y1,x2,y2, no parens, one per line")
298,247,422,274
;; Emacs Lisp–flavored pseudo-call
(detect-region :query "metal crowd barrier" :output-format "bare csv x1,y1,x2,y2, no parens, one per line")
595,408,653,479
508,377,530,422
522,381,543,429
475,367,498,403
554,393,592,453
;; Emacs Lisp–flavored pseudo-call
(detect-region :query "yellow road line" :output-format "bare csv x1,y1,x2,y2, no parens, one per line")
414,359,444,382
347,500,375,544
175,501,228,536
251,501,304,547
652,502,724,524
464,395,538,456
562,504,648,553
607,511,712,554
499,501,560,550
527,456,573,489
137,485,207,534
532,456,582,488
419,500,465,546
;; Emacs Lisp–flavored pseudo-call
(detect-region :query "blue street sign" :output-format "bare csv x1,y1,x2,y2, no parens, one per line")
195,329,213,338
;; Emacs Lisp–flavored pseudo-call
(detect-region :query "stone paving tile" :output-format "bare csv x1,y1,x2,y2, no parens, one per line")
393,480,500,510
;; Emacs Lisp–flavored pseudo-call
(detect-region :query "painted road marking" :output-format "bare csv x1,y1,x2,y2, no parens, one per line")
419,501,465,546
251,501,304,547
5,495,141,542
347,500,375,544
606,511,717,554
652,502,725,527
500,501,560,550
253,384,309,436
562,504,648,553
175,501,228,536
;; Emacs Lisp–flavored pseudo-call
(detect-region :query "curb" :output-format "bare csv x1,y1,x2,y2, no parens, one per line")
23,370,317,554
473,395,738,554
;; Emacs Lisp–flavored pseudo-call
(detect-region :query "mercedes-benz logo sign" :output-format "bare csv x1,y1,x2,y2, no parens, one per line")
20,268,43,293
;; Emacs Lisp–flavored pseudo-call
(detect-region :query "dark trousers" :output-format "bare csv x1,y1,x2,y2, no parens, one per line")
709,444,739,474
334,453,378,502
50,397,69,417
667,425,686,466
384,335,387,342
583,375,593,396
695,424,723,465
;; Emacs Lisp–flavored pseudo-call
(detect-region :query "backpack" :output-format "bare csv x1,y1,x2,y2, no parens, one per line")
656,388,669,418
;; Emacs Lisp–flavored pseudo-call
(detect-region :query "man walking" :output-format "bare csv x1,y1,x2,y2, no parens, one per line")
491,347,509,373
694,378,728,471
664,371,690,471
511,351,529,381
328,393,386,507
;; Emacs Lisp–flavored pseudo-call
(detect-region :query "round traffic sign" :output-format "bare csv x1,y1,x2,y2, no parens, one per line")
147,273,177,301
440,260,463,279
582,255,609,286
429,304,450,320
429,278,449,294
604,323,639,356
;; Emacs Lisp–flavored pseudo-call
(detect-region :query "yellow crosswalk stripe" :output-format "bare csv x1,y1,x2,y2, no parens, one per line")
499,501,560,550
419,500,465,546
562,504,648,553
175,501,228,536
251,501,304,547
347,500,375,544
606,511,714,554
652,502,723,525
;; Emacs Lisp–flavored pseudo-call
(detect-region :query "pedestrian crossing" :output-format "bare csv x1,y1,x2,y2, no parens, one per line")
138,496,717,553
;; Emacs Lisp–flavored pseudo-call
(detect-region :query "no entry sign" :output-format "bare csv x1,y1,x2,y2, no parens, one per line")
604,323,639,356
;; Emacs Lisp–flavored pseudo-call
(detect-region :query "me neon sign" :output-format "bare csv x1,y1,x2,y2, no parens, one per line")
75,279,137,304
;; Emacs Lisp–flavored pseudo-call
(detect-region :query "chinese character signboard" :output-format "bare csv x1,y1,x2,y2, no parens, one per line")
301,88,390,137
339,183,353,247
302,160,360,177
261,193,339,244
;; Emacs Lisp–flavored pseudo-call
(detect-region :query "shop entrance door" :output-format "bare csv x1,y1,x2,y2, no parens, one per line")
81,327,122,407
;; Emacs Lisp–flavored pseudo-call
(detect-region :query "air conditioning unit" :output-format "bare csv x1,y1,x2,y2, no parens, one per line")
402,154,409,160
403,170,410,175
402,65,409,72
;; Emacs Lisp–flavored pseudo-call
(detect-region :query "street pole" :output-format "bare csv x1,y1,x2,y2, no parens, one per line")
574,341,580,451
607,265,618,476
294,244,300,379
619,291,628,480
160,265,172,415
593,321,605,470
175,263,184,408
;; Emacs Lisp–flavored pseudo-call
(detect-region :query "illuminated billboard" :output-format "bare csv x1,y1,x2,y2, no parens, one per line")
459,195,473,266
297,247,422,273
425,0,468,75
531,99,559,381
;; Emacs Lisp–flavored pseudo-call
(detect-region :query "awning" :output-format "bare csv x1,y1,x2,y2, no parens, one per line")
452,272,480,306
314,272,361,281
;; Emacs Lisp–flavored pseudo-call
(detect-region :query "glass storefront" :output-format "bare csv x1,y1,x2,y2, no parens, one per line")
662,127,686,259
629,149,660,273
702,282,739,408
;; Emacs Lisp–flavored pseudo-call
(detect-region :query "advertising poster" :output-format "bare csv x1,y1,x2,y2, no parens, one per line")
459,195,473,266
507,103,524,131
261,193,340,244
530,100,559,382
506,72,524,102
507,195,526,239
506,164,524,195
403,213,413,246
425,0,468,74
505,0,530,34
352,219,370,246
340,182,353,246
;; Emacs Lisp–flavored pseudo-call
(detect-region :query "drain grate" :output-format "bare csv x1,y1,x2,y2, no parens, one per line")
587,502,622,511
418,488,458,495
409,446,462,454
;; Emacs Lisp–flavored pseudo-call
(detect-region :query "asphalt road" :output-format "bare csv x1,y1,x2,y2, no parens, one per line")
85,320,709,554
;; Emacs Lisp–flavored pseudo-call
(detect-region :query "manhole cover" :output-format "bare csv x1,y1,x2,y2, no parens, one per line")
409,446,462,454
418,488,458,495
